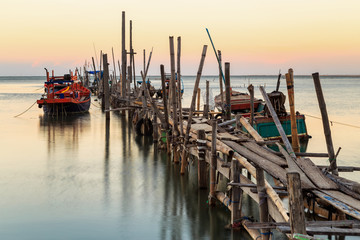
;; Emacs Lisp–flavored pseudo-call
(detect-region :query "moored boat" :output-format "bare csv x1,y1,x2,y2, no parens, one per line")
37,69,91,115
215,90,263,112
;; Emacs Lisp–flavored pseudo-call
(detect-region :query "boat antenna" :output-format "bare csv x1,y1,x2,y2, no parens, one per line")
276,69,281,92
205,28,225,85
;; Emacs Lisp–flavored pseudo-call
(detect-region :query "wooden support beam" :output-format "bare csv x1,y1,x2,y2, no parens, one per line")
247,84,255,126
121,11,126,99
312,72,338,175
260,86,296,158
231,159,242,225
197,88,201,111
160,65,171,155
177,36,184,137
256,166,270,239
218,50,224,109
103,54,110,120
204,80,209,119
197,129,208,189
209,120,217,206
169,36,179,138
287,172,306,236
224,62,231,120
180,45,207,174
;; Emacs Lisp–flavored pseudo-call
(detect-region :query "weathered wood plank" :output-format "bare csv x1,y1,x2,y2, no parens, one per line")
277,226,360,236
313,190,360,220
223,140,288,185
321,190,360,212
276,143,316,189
191,123,213,132
242,141,287,166
297,157,338,190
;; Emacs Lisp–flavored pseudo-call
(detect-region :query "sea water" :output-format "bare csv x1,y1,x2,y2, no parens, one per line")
0,75,359,239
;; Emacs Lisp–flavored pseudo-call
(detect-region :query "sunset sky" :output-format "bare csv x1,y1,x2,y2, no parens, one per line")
1,0,360,75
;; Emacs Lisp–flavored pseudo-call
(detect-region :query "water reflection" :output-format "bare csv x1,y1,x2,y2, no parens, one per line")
104,118,110,205
39,113,91,158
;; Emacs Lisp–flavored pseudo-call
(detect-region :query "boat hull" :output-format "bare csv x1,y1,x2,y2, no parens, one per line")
244,114,309,140
40,98,91,114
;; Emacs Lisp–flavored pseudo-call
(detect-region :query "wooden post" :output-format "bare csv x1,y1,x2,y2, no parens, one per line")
218,50,224,109
111,47,117,92
180,45,207,174
127,65,132,115
231,159,242,226
177,36,184,137
121,11,126,99
312,72,338,175
91,57,98,94
204,80,209,119
160,65,171,155
287,172,306,236
103,54,110,120
169,37,179,156
153,111,158,144
197,129,208,189
129,20,133,85
235,114,241,130
197,88,201,112
209,119,217,205
286,69,300,153
247,84,254,126
224,62,231,120
256,167,270,239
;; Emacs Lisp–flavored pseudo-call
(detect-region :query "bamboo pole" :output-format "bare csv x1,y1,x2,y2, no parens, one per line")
224,62,231,120
103,54,110,120
169,36,179,141
177,37,184,137
204,80,209,118
121,11,126,99
209,119,217,206
312,72,338,175
218,50,224,109
247,84,255,126
197,88,201,111
117,60,121,92
160,65,171,155
180,45,208,174
111,47,117,86
286,69,300,153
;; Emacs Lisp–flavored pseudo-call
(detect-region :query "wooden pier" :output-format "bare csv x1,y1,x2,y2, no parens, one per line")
83,12,360,240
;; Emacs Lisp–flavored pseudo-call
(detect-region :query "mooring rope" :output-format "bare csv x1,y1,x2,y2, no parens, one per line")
14,100,37,118
304,113,360,129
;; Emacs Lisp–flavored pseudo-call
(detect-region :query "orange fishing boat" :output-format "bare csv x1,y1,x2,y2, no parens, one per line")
37,69,91,114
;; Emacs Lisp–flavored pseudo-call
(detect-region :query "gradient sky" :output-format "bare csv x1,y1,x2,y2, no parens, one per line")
1,0,360,75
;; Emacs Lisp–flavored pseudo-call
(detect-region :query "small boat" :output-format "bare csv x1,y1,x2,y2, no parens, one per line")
156,73,184,98
215,90,263,112
37,69,91,115
215,87,309,145
241,90,310,145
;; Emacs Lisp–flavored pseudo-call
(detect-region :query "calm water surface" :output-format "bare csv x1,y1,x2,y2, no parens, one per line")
0,75,359,239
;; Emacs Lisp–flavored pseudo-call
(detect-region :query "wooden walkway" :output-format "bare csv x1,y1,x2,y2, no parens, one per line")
86,13,360,238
